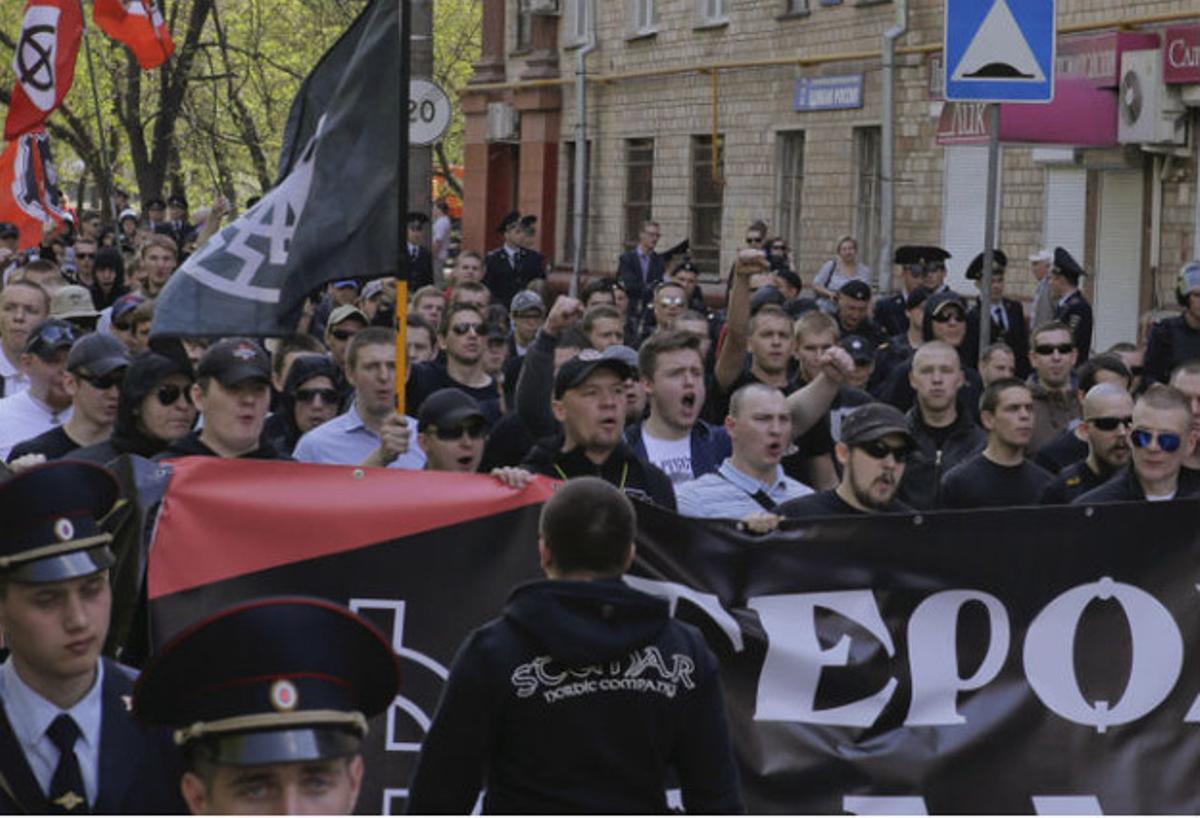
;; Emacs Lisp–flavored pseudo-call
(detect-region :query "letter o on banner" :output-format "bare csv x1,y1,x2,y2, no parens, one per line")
1023,577,1183,733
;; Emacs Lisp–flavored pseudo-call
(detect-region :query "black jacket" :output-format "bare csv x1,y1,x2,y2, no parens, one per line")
0,658,186,814
483,245,546,307
617,248,666,327
1144,313,1200,386
409,244,435,290
155,430,288,461
521,438,677,511
897,406,987,510
1054,290,1093,362
964,297,1031,379
1039,459,1109,505
405,578,742,814
1074,465,1200,504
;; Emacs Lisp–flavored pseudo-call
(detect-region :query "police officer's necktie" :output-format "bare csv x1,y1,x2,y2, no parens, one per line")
46,714,88,814
992,304,1007,332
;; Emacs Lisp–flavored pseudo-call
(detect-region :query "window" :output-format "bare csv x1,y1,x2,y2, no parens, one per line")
776,132,805,253
628,0,658,37
566,0,590,45
853,126,882,277
564,141,591,262
514,0,532,51
690,135,725,277
624,139,654,249
697,0,729,24
783,0,810,13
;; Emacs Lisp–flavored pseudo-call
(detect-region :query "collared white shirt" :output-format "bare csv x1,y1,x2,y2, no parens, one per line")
293,401,426,469
675,458,812,519
0,659,103,806
1056,291,1075,309
0,389,72,461
0,347,27,398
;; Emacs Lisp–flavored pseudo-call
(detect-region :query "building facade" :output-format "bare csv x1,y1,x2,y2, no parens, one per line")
462,0,1200,350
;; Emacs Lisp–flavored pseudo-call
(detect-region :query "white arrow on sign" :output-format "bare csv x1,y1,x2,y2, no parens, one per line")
408,79,452,146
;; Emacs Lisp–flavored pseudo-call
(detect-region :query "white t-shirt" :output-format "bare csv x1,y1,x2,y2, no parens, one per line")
0,390,72,461
1145,491,1176,502
0,348,27,398
432,215,452,262
641,431,693,484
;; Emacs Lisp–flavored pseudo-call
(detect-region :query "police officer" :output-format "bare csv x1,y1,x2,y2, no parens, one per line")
963,249,1030,378
834,280,887,349
133,597,401,815
0,461,184,814
1143,261,1200,386
405,211,435,290
1051,246,1093,363
483,211,546,307
874,246,951,336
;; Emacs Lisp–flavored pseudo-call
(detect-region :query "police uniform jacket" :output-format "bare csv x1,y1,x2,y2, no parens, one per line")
405,578,743,814
1054,291,1093,362
896,405,987,510
0,658,185,814
1039,460,1107,505
1143,314,1200,386
964,297,1031,379
873,292,910,338
483,246,546,307
408,245,435,290
616,248,666,324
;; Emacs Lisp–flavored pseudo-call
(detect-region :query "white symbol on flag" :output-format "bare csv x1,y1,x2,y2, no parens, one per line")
951,0,1045,83
13,6,60,112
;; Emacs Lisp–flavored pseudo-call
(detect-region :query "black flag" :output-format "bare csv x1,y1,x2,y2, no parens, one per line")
151,0,400,338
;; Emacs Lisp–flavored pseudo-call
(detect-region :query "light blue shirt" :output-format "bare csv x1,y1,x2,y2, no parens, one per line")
0,659,103,806
293,402,426,469
675,458,812,519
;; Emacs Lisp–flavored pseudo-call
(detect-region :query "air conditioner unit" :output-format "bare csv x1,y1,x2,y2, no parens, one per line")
528,0,560,15
486,103,519,142
1118,49,1187,146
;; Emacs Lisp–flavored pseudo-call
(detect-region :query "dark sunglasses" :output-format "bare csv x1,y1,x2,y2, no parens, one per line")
746,236,764,245
1087,415,1133,432
112,320,133,332
450,322,483,337
330,329,358,341
432,420,486,441
658,296,686,308
155,384,193,406
295,387,339,405
771,244,787,251
1130,365,1145,377
1034,343,1075,356
932,311,965,324
1131,428,1183,453
75,252,95,260
80,371,125,390
857,439,913,463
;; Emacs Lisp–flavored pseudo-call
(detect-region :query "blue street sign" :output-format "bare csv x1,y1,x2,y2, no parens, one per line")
944,0,1056,102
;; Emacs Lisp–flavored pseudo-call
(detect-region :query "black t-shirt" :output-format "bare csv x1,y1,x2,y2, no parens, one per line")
1039,460,1107,505
7,425,79,462
940,454,1054,509
406,361,503,424
780,489,911,518
922,419,956,450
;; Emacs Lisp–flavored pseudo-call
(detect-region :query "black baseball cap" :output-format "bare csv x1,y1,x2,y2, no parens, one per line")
839,280,872,301
840,403,915,447
23,319,79,358
196,338,271,387
67,333,132,377
839,335,875,366
418,388,486,433
554,349,636,399
133,597,400,767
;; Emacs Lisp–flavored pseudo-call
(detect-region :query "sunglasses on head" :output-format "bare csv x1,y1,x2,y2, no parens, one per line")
80,371,124,390
857,439,913,463
450,322,483,337
330,329,358,341
28,323,79,355
295,387,339,405
432,419,486,441
1131,428,1183,453
932,310,965,324
155,384,193,406
1087,415,1133,432
1035,343,1075,356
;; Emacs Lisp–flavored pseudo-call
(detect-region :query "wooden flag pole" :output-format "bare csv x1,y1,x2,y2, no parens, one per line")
395,0,411,413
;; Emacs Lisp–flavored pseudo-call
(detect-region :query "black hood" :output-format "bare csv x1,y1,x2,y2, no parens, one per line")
921,290,968,342
270,355,339,452
111,352,193,457
503,578,670,665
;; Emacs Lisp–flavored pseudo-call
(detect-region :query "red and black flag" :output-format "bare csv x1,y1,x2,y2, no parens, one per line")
4,0,82,140
0,128,70,248
93,0,174,70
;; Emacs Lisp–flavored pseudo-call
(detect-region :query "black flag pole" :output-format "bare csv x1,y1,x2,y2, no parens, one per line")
78,0,115,223
395,0,411,413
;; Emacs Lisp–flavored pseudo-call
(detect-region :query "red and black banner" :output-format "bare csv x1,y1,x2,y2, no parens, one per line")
146,458,1200,814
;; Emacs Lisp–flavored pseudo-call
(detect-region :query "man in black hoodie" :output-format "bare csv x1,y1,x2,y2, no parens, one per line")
406,477,742,814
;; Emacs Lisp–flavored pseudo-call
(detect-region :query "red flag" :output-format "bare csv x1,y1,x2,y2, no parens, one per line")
4,0,82,141
94,0,174,71
0,129,70,249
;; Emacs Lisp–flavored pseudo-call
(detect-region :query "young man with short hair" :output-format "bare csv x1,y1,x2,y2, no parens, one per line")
0,280,49,397
1027,321,1081,452
0,319,76,461
137,234,178,298
406,303,502,422
940,378,1052,509
1040,383,1134,504
979,342,1016,387
582,304,625,351
1075,384,1200,503
295,327,426,470
780,402,915,517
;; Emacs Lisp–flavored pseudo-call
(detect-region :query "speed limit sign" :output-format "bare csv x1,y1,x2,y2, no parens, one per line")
408,79,452,146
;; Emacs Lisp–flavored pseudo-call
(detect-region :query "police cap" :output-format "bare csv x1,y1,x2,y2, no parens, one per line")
839,279,872,302
0,461,119,584
133,597,401,767
965,249,1009,280
1052,247,1086,283
497,210,521,234
894,245,951,271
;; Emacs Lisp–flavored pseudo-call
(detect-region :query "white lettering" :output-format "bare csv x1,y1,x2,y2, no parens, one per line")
905,591,1010,726
1023,577,1183,733
844,795,929,814
749,591,897,727
1167,38,1200,70
622,576,744,651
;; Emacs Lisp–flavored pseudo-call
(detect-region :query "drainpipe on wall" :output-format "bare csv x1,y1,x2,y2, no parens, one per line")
570,0,598,297
878,0,908,295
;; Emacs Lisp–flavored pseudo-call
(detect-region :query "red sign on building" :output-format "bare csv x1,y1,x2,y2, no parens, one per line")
1164,25,1200,85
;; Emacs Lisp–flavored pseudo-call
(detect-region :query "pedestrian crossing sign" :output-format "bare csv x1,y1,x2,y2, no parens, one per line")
945,0,1056,102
